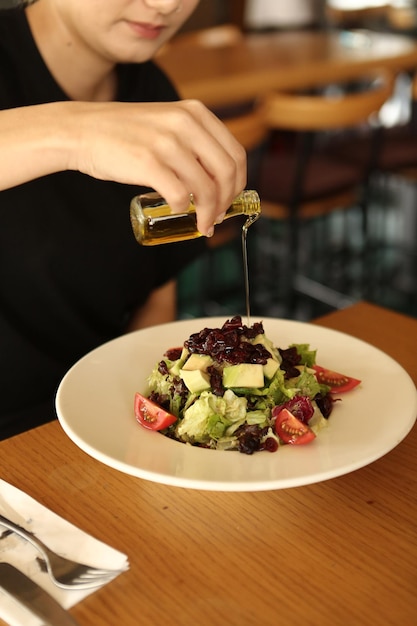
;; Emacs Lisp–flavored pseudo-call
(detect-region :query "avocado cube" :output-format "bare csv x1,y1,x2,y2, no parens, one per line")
169,347,189,377
252,333,266,345
263,357,279,380
252,333,280,362
179,369,211,394
181,353,214,372
223,363,264,388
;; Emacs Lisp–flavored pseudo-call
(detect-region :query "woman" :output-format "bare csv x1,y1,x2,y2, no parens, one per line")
0,0,247,438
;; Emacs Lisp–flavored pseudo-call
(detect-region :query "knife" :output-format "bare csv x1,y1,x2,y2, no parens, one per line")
0,563,80,626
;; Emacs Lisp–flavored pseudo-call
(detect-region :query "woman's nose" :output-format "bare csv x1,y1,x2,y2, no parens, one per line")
144,0,182,15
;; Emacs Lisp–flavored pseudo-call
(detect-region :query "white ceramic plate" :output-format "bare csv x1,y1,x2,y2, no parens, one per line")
55,317,417,491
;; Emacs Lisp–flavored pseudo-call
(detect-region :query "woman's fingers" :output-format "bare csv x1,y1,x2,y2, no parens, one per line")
163,100,247,234
72,100,247,236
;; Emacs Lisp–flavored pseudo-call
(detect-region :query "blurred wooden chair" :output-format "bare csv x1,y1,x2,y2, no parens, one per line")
325,4,389,30
387,4,417,32
360,71,417,311
327,69,417,179
320,68,417,313
376,72,417,176
253,69,395,317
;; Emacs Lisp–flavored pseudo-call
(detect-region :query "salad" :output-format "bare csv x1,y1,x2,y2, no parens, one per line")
134,316,361,454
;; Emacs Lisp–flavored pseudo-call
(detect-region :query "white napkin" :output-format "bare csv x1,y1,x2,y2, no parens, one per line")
0,479,129,626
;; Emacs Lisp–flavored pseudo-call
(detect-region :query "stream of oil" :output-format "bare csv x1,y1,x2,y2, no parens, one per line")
242,212,261,326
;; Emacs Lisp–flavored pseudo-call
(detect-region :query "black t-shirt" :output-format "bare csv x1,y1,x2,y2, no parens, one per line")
0,9,205,437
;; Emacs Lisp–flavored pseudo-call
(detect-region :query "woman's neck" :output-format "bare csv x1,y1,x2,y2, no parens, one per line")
25,3,117,102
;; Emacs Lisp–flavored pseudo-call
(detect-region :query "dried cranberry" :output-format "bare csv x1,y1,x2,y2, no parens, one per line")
246,321,264,339
221,316,265,340
236,424,266,455
148,391,170,411
167,378,188,411
158,360,169,375
184,316,270,366
221,315,247,333
315,392,338,418
279,346,302,379
262,437,279,453
164,347,183,361
208,366,223,396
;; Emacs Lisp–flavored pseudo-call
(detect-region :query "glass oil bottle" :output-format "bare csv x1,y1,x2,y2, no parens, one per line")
130,190,261,246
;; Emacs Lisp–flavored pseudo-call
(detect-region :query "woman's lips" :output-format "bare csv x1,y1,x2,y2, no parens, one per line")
127,21,165,40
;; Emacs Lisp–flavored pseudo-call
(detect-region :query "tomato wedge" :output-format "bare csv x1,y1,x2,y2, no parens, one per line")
134,392,177,431
313,365,361,394
274,408,316,445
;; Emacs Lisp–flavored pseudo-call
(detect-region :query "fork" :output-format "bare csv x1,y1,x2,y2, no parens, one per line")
0,513,123,589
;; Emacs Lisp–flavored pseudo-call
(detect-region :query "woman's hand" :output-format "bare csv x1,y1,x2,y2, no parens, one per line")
70,99,247,236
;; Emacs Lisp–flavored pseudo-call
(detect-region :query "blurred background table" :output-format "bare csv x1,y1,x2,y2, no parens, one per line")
0,301,416,626
157,28,417,107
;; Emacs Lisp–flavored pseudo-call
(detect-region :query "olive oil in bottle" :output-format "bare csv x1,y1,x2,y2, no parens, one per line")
130,190,261,246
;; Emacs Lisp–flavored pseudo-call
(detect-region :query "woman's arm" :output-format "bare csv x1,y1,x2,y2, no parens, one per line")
0,99,247,236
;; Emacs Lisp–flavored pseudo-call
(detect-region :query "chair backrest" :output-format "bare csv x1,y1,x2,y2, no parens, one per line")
222,107,268,151
387,4,417,31
260,70,395,132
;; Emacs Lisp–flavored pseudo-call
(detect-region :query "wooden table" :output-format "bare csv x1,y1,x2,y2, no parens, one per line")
157,29,417,107
1,301,416,626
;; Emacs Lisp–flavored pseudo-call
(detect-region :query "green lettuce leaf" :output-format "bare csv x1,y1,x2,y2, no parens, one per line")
176,390,247,444
289,367,321,399
292,343,317,367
